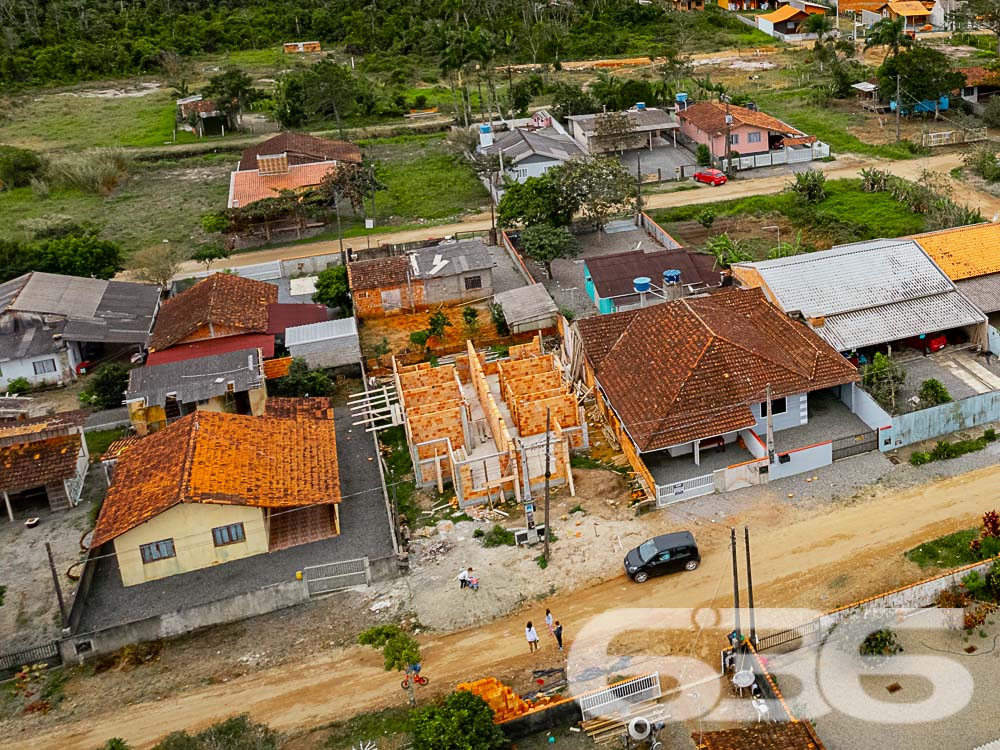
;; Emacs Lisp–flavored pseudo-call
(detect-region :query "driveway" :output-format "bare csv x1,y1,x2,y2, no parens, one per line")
617,145,696,182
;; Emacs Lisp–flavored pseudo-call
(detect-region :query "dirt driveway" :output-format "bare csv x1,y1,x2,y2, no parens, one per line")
11,460,1000,749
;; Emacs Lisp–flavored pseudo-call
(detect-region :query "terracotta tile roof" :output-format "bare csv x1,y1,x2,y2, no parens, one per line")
585,248,722,298
101,434,143,462
838,0,889,10
759,5,809,22
228,161,338,208
678,102,803,136
265,397,335,420
910,222,1000,280
0,433,81,493
576,288,859,452
150,273,278,352
962,66,1000,88
263,356,294,379
781,135,818,146
238,133,362,172
694,721,826,750
92,410,340,546
887,0,931,14
0,410,87,448
348,256,411,291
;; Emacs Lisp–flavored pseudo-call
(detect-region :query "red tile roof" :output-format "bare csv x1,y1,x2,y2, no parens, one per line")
228,161,338,208
263,356,293,379
238,133,362,172
576,288,859,452
962,66,1000,88
101,434,144,462
146,334,274,366
150,273,278,352
0,433,81,493
266,303,328,335
265,397,335,420
348,256,411,291
92,410,340,546
694,722,826,750
678,102,803,136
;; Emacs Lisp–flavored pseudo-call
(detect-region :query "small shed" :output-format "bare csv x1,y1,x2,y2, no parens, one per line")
494,284,559,334
286,318,362,369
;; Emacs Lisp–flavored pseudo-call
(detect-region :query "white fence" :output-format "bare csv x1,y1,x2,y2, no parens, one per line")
637,212,682,250
922,128,988,147
577,673,662,720
303,557,371,596
655,473,714,506
723,143,830,172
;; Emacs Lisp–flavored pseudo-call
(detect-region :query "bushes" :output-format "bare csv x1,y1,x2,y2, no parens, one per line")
0,145,44,189
153,714,279,750
911,430,999,466
860,352,906,413
859,628,902,657
480,524,515,548
489,302,510,337
963,143,1000,182
410,691,507,750
47,147,133,197
918,378,952,406
79,364,131,410
268,358,331,397
696,144,711,167
788,169,827,203
5,376,31,395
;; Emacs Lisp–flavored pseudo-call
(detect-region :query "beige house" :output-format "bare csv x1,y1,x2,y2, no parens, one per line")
92,406,341,587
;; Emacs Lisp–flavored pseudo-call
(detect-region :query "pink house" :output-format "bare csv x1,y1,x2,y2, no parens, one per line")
677,101,814,160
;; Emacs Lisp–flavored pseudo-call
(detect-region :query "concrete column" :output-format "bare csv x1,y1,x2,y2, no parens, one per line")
3,491,12,522
694,440,701,467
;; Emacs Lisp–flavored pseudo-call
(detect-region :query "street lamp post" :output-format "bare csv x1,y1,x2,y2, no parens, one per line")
763,224,780,253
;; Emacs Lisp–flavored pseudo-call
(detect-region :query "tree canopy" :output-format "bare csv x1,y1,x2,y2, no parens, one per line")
312,265,352,312
0,230,124,284
519,224,580,276
877,46,964,115
410,691,508,750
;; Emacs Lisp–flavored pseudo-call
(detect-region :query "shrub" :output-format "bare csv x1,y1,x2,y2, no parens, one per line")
963,143,1000,182
984,96,1000,128
481,524,515,548
472,528,485,538
47,147,133,197
410,691,507,750
859,628,902,657
788,169,827,203
963,570,990,600
409,329,430,347
5,376,31,395
79,364,131,410
489,302,510,337
153,714,278,750
312,265,352,312
909,451,932,466
100,740,132,750
0,145,44,189
919,378,952,407
860,352,906,413
427,309,451,340
696,207,716,229
268,358,331,397
462,306,480,339
696,143,711,166
985,428,997,442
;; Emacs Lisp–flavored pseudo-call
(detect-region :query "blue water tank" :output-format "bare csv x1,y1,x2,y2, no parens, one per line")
636,101,646,111
479,124,492,134
663,269,682,285
633,276,652,293
676,93,688,103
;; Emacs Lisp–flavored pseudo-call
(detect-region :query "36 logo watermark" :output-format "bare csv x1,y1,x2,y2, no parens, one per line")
564,607,973,724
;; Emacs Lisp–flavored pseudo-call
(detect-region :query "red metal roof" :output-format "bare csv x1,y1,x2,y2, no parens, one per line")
145,334,275,366
266,303,328,335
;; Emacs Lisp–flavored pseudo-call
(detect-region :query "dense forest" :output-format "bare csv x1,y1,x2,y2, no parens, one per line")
0,0,747,86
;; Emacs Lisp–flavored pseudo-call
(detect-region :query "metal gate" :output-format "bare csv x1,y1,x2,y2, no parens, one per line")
831,430,877,461
577,673,662,720
303,557,371,596
755,620,821,653
0,641,61,681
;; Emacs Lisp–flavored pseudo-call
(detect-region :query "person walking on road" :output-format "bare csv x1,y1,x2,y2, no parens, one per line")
526,621,540,653
553,621,564,651
545,608,554,637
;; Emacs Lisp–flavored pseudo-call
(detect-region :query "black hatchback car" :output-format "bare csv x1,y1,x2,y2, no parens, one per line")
624,531,700,583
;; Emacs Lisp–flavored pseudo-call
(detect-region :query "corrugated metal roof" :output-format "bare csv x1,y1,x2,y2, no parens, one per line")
8,272,107,317
145,333,275,366
407,239,496,279
127,348,262,406
956,274,1000,314
494,283,558,325
483,127,584,165
286,317,358,347
739,239,956,317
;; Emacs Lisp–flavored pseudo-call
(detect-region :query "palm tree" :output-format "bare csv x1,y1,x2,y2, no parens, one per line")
804,13,834,71
865,18,914,63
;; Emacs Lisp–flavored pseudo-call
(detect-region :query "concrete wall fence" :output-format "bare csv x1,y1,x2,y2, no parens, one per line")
637,213,682,250
839,383,894,449
890,390,1000,449
768,440,832,480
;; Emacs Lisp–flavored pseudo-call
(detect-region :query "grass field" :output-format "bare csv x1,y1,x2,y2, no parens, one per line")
649,178,925,250
905,529,979,568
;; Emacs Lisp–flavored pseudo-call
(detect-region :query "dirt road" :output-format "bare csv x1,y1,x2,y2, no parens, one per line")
183,150,993,277
19,462,1000,750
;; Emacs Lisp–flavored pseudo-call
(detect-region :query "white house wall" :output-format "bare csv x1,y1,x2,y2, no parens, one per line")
505,154,562,183
0,350,72,389
750,392,807,435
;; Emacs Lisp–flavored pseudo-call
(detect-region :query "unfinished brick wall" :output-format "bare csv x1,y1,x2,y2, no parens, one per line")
508,335,543,360
402,381,461,409
397,361,456,392
353,282,427,319
409,405,465,482
516,393,579,438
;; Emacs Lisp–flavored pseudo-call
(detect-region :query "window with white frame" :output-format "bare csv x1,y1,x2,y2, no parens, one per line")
33,359,57,375
729,133,739,145
212,522,246,547
747,131,762,144
139,539,176,564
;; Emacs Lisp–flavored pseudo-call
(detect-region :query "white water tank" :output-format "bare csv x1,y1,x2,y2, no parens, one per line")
479,123,494,149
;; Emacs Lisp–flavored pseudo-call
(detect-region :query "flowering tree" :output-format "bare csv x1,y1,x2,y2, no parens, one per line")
551,156,635,231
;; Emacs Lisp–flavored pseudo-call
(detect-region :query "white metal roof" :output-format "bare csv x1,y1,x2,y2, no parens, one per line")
494,283,558,325
735,239,986,350
285,317,357,347
851,82,877,93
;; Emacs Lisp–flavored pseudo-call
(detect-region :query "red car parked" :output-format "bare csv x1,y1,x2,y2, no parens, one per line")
693,168,727,186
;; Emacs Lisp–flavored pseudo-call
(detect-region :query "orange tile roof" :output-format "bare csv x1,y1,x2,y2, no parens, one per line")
100,434,144,462
150,273,278,352
962,66,1000,88
678,102,802,137
238,133,361,171
92,410,340,546
348,256,411,291
576,288,859,452
265,397,335,420
911,222,1000,280
759,4,809,22
0,433,82,494
263,356,293,379
887,0,931,14
228,161,337,208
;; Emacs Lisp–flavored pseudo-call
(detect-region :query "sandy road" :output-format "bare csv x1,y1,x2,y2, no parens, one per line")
173,150,995,277
18,462,1000,749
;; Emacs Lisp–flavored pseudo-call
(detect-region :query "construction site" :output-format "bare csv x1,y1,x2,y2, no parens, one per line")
393,336,588,510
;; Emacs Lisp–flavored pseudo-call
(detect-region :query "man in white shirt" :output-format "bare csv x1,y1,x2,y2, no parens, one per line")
458,567,473,589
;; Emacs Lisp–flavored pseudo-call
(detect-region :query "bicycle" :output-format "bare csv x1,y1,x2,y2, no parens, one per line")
400,663,429,690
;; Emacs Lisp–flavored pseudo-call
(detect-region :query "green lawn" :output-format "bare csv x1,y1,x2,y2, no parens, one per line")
755,91,922,160
84,427,128,459
905,529,979,568
649,178,926,249
0,154,232,252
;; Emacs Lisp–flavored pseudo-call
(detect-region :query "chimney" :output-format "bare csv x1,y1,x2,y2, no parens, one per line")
479,123,494,149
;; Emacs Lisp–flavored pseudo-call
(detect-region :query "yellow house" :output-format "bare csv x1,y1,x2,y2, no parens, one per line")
92,406,341,587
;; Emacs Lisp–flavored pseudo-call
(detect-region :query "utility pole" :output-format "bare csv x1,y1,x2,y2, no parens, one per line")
46,542,67,629
765,382,775,463
895,74,901,143
730,527,741,644
636,151,643,220
722,94,733,177
543,408,552,561
744,526,756,647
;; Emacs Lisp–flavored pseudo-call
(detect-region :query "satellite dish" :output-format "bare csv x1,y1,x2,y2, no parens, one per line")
628,717,651,741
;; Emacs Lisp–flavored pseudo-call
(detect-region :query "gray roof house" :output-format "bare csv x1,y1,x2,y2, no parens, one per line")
479,111,584,188
124,348,266,435
494,284,559,334
286,318,361,370
566,106,679,153
0,272,161,390
731,239,988,352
